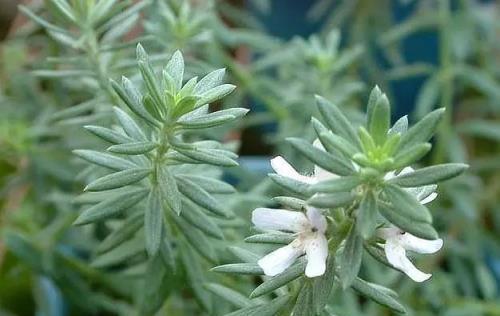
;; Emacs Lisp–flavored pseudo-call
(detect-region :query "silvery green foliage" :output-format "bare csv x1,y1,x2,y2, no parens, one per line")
19,0,152,126
1,1,497,315
252,29,364,149
214,87,467,315
73,45,247,312
74,44,247,249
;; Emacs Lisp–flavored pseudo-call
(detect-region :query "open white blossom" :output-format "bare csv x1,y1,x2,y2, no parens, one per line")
270,139,442,281
379,167,441,282
252,207,328,278
377,227,443,282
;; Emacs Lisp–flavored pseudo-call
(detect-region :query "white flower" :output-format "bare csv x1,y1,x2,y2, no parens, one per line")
377,227,443,282
380,167,441,282
252,207,328,278
270,140,338,184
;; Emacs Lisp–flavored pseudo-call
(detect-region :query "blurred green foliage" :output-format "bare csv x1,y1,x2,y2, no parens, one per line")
0,0,499,315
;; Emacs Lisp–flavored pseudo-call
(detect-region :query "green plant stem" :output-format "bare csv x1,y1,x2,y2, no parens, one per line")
84,28,121,105
432,0,454,165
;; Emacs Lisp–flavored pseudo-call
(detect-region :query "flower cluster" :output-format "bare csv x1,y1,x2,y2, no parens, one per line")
216,86,467,315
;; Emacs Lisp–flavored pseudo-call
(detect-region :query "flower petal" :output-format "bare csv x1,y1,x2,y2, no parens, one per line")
258,241,304,276
313,139,325,151
399,166,415,175
384,237,432,282
420,192,438,204
396,233,443,254
312,139,338,182
377,227,401,239
304,234,328,277
314,165,338,182
252,208,308,232
306,207,327,233
270,156,315,184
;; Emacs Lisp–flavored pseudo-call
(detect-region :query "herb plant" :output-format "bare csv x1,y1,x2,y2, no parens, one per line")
1,1,497,316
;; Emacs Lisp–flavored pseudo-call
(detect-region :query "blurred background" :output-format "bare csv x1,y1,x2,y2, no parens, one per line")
0,0,499,315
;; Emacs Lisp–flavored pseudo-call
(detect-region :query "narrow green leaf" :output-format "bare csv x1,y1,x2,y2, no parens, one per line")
368,93,390,145
194,68,226,95
378,203,438,240
250,259,306,298
74,188,148,225
176,177,232,218
84,125,132,144
145,189,163,256
272,196,306,210
269,174,310,197
310,176,361,193
381,132,401,156
318,131,359,158
389,115,408,135
228,247,260,263
174,146,238,167
85,168,151,192
165,50,184,91
211,263,264,275
139,254,171,316
91,238,144,268
383,184,432,223
176,174,235,194
364,243,392,268
173,215,217,262
179,77,197,98
224,295,291,316
294,282,314,316
137,44,163,108
204,283,253,308
287,138,354,176
366,85,383,128
358,126,376,153
98,1,149,33
19,5,70,34
339,225,362,289
180,198,224,239
388,163,468,187
107,141,157,155
195,84,236,107
180,243,212,311
308,192,354,209
157,166,182,215
177,108,249,129
356,191,378,239
352,277,406,313
111,77,159,126
51,99,96,121
73,149,137,170
315,95,360,148
113,106,147,140
398,108,445,150
392,143,432,169
312,256,336,314
97,211,143,253
311,117,329,136
245,233,295,244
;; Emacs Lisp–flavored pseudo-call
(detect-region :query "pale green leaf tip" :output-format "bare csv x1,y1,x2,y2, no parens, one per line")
121,75,129,84
73,215,86,226
172,50,183,59
136,43,147,60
